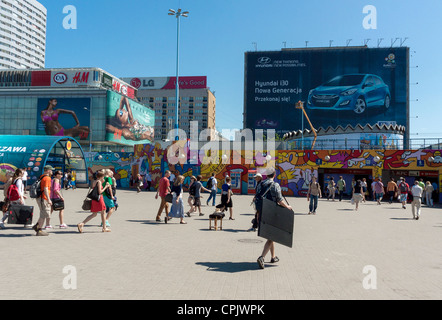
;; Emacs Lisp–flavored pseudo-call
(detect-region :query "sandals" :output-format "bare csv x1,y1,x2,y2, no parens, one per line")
77,223,84,233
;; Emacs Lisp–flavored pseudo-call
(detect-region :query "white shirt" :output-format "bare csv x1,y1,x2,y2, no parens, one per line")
411,185,423,198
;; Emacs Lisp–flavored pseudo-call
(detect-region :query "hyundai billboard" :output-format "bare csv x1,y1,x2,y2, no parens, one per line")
244,47,409,141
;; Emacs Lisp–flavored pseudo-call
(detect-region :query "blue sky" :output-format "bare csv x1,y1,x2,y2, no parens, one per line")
39,0,442,140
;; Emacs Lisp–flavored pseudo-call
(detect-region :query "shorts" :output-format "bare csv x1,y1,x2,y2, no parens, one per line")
103,195,115,209
400,193,408,202
193,197,201,207
37,198,52,219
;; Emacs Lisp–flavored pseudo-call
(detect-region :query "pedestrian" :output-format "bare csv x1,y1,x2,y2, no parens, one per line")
418,178,426,200
361,178,368,202
206,172,218,206
307,176,322,214
327,177,335,201
324,175,330,199
169,175,187,224
21,168,28,194
63,171,69,190
186,176,196,216
249,173,263,231
398,177,410,209
217,176,234,220
135,173,143,193
425,181,434,207
46,170,67,229
374,177,384,205
0,172,13,229
411,180,423,220
155,170,171,222
337,176,346,201
111,174,118,211
186,175,210,217
169,171,176,184
77,170,111,233
352,179,364,211
256,170,293,269
387,177,398,204
103,169,116,227
145,172,152,191
0,169,25,229
371,179,377,201
32,165,54,236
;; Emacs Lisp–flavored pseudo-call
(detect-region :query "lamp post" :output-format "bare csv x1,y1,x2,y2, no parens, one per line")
168,8,189,141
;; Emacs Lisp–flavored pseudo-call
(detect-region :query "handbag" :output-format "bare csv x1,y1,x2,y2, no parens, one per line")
51,198,64,211
82,198,92,211
165,193,173,203
87,184,101,201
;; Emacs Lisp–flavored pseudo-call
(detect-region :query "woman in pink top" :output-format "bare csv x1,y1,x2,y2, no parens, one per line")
46,170,67,229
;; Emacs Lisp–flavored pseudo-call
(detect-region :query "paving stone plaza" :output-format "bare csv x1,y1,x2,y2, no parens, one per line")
0,189,441,300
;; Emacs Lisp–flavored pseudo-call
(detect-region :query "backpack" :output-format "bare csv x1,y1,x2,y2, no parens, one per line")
30,177,43,199
7,180,20,202
399,182,408,193
206,177,214,189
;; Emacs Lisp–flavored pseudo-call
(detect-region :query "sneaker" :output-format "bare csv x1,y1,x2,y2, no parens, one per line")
36,229,49,236
257,256,265,269
199,213,204,216
45,225,53,229
59,224,68,229
0,222,5,229
270,256,280,263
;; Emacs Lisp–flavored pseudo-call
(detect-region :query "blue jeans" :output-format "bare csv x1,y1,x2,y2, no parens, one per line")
207,189,217,206
309,195,318,213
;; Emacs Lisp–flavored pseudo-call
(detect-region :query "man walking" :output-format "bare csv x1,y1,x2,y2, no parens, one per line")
32,165,54,236
155,170,171,222
206,173,217,206
256,170,293,269
337,176,346,201
398,177,410,209
411,180,423,220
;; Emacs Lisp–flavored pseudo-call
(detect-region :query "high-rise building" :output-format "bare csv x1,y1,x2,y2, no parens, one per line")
121,76,216,141
0,0,47,69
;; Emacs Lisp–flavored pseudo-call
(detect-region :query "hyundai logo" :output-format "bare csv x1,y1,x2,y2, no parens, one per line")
258,57,271,64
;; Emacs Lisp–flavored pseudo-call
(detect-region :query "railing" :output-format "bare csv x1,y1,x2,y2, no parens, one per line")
279,138,442,150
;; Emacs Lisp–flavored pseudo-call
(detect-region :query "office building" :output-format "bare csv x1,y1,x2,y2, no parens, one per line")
0,0,47,69
121,76,216,141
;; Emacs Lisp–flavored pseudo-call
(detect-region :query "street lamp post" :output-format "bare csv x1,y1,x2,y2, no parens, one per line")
168,8,189,141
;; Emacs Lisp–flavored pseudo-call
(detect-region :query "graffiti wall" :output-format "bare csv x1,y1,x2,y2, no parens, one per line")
95,143,442,201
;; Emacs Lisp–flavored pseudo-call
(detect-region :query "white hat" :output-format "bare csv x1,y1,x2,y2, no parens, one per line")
254,173,262,179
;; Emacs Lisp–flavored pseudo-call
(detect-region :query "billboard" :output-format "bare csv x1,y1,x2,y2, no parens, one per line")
244,47,409,139
105,91,154,145
36,98,91,140
121,76,207,90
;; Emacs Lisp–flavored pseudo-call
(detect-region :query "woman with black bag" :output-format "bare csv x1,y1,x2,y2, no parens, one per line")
77,171,111,233
47,170,67,229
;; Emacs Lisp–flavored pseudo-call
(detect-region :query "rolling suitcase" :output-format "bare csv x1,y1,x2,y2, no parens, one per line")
7,204,34,226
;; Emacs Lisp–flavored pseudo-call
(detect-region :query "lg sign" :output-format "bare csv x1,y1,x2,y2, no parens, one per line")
53,73,68,84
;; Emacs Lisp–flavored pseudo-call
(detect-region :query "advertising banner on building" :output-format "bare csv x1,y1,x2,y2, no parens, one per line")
36,98,91,141
244,47,409,139
105,91,155,145
121,76,207,90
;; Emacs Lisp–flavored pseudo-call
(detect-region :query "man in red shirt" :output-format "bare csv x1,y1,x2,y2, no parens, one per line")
155,170,171,222
32,165,54,236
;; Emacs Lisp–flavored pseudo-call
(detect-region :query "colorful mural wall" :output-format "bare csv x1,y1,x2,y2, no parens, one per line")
82,144,442,202
129,144,442,202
